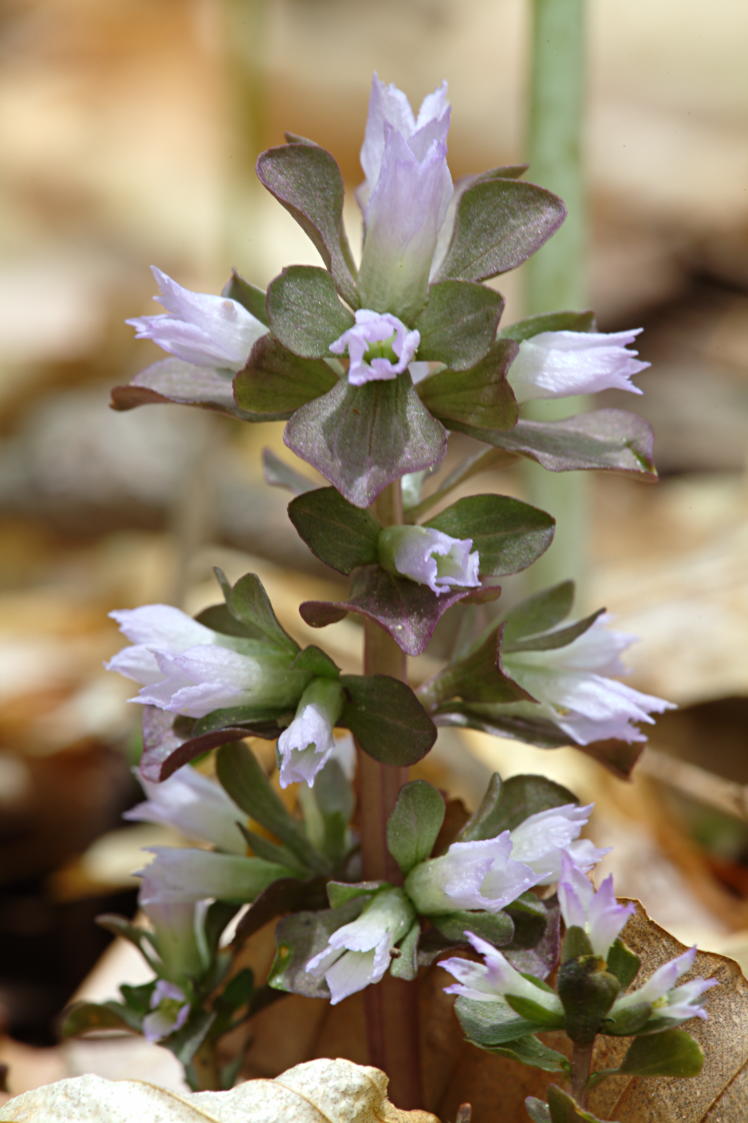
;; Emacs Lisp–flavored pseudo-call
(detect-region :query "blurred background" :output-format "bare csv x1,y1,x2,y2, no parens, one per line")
1,0,747,1094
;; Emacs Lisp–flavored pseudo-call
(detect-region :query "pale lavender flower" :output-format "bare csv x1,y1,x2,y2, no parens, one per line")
128,267,264,371
124,765,246,854
610,946,718,1028
501,614,674,744
357,76,453,317
558,854,635,958
142,980,190,1043
138,847,292,906
277,678,345,788
125,268,266,409
305,888,415,1004
440,930,564,1017
509,804,607,886
329,309,420,386
378,525,480,595
107,604,310,719
506,329,649,403
404,832,539,915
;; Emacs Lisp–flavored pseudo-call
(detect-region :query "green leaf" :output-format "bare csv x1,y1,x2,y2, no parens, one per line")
386,781,446,874
547,1085,618,1123
459,773,578,841
256,142,359,307
417,340,519,430
525,1099,553,1123
426,493,555,577
502,581,575,646
606,938,640,990
455,995,550,1047
326,880,382,909
504,610,603,655
289,644,340,680
389,922,420,981
61,1000,140,1038
267,265,354,358
262,447,316,495
617,1027,704,1078
288,487,381,574
222,270,268,325
215,570,299,653
270,901,361,998
452,408,657,478
215,742,322,872
340,674,436,766
284,374,447,509
435,178,566,283
431,909,514,947
429,627,534,705
505,992,565,1028
170,1009,216,1068
414,280,503,370
95,914,156,959
491,1034,570,1073
500,309,595,342
233,335,338,419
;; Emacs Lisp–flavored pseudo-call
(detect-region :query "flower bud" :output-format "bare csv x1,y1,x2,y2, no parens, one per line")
378,525,479,595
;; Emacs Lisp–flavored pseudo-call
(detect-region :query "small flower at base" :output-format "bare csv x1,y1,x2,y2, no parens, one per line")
304,887,416,1004
378,525,480,595
499,613,674,745
127,267,265,371
558,853,635,960
277,677,345,788
440,930,563,1017
142,980,191,1043
506,329,649,403
329,309,420,386
609,946,718,1032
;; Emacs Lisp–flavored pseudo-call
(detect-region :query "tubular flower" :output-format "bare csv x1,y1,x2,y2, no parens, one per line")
440,930,564,1018
277,678,346,788
124,267,265,408
404,832,538,915
305,888,416,1004
501,614,674,744
506,329,648,403
107,604,311,720
557,853,635,959
357,75,453,318
508,803,606,886
378,525,480,595
610,947,718,1031
124,765,247,854
142,980,190,1043
329,309,420,386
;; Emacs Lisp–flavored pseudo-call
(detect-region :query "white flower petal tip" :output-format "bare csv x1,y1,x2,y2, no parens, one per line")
305,889,415,1004
330,309,420,386
558,855,635,959
502,614,675,746
277,679,345,789
404,833,539,915
379,525,480,594
507,328,649,403
127,268,264,372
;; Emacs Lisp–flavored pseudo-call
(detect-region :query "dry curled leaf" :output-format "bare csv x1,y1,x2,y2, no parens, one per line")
587,903,748,1122
0,1059,440,1123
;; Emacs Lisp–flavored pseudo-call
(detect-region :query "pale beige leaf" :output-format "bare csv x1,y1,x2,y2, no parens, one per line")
0,1059,440,1123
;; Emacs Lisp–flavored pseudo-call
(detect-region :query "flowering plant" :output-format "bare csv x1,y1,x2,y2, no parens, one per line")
58,74,721,1122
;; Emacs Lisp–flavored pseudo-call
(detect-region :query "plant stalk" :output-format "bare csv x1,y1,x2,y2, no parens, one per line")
570,1040,594,1108
521,0,588,591
357,480,423,1108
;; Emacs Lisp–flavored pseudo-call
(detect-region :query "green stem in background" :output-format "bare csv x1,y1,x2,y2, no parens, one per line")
521,0,588,592
357,480,423,1109
406,448,514,523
